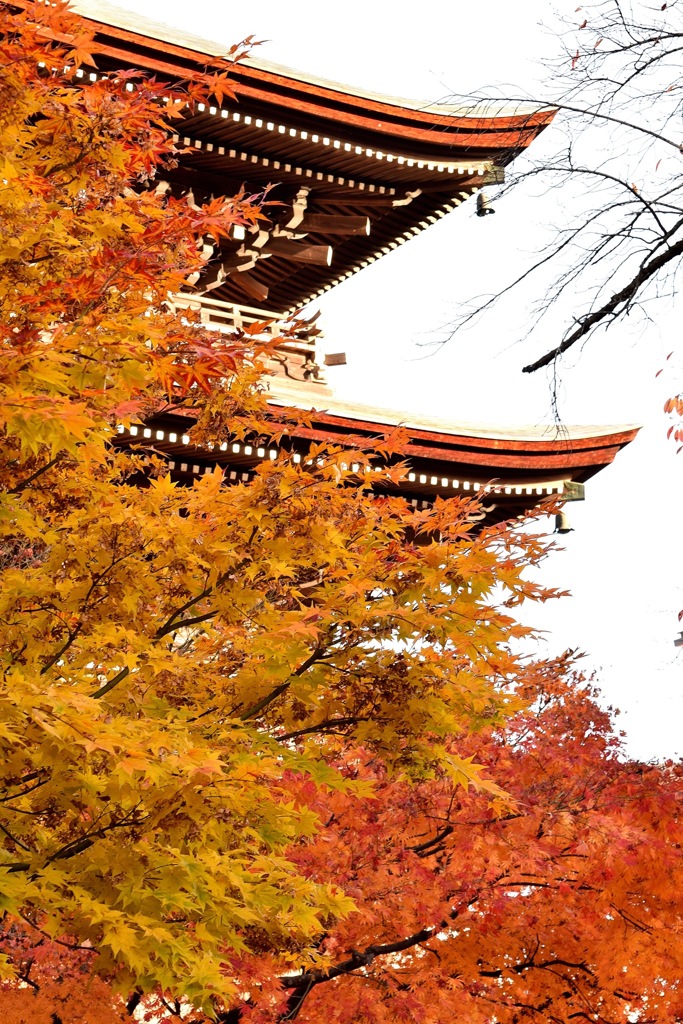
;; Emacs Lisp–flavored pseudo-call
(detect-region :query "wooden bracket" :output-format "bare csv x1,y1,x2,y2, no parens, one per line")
286,186,311,230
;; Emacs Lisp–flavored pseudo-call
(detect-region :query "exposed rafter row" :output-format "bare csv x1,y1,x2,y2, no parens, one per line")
174,134,398,194
118,425,571,496
188,100,496,175
72,69,495,175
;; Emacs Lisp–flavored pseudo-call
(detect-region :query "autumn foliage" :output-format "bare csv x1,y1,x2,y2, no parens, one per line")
4,669,682,1024
0,4,681,1023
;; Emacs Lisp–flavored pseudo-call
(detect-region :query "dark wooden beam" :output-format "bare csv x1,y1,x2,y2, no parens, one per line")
298,214,370,236
311,193,404,208
261,239,333,265
231,271,269,303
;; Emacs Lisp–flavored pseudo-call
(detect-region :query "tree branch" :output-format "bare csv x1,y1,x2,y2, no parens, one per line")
278,716,371,741
239,649,327,721
90,664,129,700
217,918,458,1022
523,232,683,372
7,455,62,494
40,622,82,676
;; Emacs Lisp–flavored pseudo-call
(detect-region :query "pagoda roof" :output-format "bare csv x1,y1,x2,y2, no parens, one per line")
118,398,638,528
69,2,553,139
16,0,635,520
263,395,639,483
51,1,555,314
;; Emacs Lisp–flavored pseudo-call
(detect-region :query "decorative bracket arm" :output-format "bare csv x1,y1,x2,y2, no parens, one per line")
286,186,311,230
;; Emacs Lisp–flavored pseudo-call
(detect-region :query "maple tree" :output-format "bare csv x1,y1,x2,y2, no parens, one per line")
0,1,568,1016
4,667,682,1023
1,4,681,1022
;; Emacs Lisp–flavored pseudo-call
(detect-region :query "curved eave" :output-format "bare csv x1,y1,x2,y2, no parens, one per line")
265,396,640,481
66,1,554,153
143,399,638,485
223,64,554,152
242,56,551,121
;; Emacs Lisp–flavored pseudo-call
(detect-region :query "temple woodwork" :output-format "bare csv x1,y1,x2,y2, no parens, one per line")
56,1,637,524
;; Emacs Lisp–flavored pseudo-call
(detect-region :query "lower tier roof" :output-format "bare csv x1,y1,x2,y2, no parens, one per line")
114,404,638,529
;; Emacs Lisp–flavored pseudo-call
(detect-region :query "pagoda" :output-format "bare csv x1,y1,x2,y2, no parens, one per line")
66,1,638,523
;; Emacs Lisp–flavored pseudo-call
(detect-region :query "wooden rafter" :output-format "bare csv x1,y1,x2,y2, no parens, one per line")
261,239,333,265
231,271,269,303
297,214,370,236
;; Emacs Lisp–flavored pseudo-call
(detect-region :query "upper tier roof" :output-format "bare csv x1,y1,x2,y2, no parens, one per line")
70,1,553,134
53,0,555,313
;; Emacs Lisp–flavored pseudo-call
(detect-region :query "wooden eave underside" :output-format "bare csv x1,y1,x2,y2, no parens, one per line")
171,136,484,311
47,8,554,312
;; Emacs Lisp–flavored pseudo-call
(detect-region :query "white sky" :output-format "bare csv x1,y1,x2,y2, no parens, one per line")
101,0,682,760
